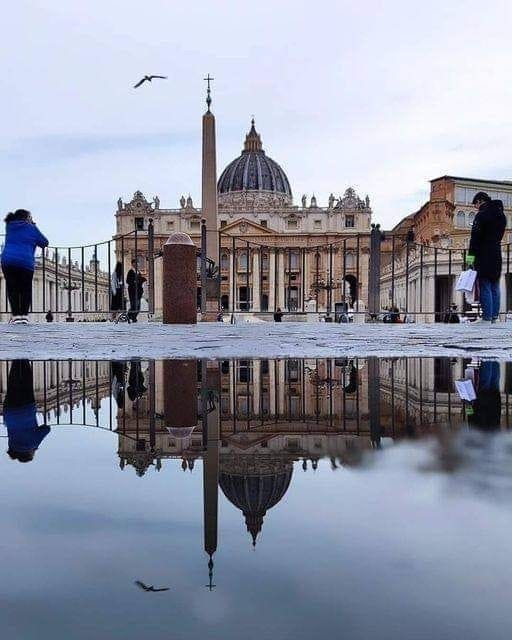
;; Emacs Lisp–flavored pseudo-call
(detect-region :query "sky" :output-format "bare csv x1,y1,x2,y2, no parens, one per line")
2,0,512,246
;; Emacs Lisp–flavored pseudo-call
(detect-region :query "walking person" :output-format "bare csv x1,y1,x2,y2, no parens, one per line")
110,261,125,321
1,209,48,324
3,360,50,462
467,192,507,324
126,259,146,323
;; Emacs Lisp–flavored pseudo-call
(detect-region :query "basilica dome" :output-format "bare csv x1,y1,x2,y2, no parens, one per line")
219,454,293,545
217,120,292,207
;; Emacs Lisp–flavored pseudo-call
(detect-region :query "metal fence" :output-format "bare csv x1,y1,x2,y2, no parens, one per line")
0,222,156,321
216,231,368,319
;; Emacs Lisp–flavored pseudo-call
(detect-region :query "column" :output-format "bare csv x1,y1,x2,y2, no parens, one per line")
277,250,286,309
252,251,261,312
303,249,310,308
268,249,276,311
229,249,235,312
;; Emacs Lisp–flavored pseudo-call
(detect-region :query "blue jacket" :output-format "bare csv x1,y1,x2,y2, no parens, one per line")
1,220,49,271
4,403,51,452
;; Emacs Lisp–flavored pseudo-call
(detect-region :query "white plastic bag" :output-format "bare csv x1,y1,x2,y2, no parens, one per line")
456,269,477,293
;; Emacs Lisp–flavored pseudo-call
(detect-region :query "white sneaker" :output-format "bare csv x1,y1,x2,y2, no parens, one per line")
19,316,29,325
9,316,23,325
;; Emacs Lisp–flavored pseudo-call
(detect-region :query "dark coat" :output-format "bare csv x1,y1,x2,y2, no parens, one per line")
469,199,507,281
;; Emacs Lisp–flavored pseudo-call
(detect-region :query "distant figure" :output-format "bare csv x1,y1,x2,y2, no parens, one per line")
133,75,167,88
467,192,507,324
3,360,50,462
126,260,146,323
274,307,283,322
110,261,124,320
443,303,460,324
1,209,48,325
45,310,54,323
216,312,224,322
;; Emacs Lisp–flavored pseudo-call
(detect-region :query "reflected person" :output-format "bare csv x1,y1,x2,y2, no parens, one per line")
3,360,50,462
468,361,501,431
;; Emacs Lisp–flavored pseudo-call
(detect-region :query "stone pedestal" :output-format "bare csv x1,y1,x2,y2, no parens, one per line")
162,233,197,324
163,359,198,430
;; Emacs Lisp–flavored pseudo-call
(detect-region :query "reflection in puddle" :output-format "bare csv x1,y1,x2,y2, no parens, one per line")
0,357,511,638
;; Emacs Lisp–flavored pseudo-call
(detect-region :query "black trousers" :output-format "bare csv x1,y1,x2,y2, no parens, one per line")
128,288,141,322
1,264,34,316
5,360,35,408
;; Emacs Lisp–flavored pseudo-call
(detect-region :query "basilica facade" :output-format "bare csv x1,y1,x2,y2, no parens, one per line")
115,120,373,318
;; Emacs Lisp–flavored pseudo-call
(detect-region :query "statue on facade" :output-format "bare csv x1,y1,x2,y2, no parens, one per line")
328,193,335,209
301,194,307,208
180,195,186,208
153,195,160,209
365,194,370,208
310,194,317,208
117,197,123,211
186,195,193,208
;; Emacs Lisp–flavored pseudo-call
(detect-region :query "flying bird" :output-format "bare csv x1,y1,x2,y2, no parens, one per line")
134,580,170,592
133,75,167,88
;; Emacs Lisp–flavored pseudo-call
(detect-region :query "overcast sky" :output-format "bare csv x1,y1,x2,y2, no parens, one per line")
2,0,512,245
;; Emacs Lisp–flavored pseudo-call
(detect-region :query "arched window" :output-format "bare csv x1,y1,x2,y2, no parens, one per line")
220,253,229,270
456,211,466,228
345,253,355,269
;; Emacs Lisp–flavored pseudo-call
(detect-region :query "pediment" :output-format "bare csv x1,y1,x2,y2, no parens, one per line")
219,218,277,236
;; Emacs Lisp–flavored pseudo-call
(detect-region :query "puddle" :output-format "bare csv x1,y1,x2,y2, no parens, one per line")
0,357,511,639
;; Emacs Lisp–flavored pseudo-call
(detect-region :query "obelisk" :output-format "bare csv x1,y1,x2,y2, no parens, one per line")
201,75,220,320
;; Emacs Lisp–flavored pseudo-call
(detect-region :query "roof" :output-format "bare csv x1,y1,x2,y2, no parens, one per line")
431,175,512,187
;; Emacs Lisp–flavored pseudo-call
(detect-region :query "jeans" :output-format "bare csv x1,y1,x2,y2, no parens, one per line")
1,264,34,316
479,361,500,392
479,278,500,321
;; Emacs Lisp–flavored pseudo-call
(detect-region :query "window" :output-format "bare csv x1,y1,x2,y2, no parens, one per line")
135,217,144,231
287,219,298,230
190,220,200,231
455,187,466,203
345,215,355,228
314,219,322,229
167,221,174,230
238,252,249,271
220,220,227,228
286,360,299,382
221,254,229,270
260,220,268,228
456,211,465,228
287,251,300,270
237,360,252,383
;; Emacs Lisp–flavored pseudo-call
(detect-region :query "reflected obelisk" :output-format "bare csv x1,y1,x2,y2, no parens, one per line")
202,360,220,589
201,74,220,321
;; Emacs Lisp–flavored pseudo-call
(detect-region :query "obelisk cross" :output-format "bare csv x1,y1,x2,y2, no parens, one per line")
204,74,214,111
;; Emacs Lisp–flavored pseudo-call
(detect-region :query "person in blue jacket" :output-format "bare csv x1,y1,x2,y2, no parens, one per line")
1,209,49,324
3,360,50,463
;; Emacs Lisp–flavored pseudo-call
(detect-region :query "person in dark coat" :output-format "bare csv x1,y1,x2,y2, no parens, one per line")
274,307,283,322
126,260,146,323
110,261,125,320
467,192,507,323
467,361,501,431
3,360,50,462
1,209,48,324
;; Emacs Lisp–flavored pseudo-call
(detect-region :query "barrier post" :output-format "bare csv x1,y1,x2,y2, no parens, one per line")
162,233,197,324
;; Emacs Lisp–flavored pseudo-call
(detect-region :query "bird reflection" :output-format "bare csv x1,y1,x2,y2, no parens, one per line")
4,360,50,463
134,580,170,593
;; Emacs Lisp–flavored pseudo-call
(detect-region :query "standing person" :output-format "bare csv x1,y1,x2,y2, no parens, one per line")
126,259,146,323
467,361,501,431
274,307,283,322
3,360,50,462
1,209,48,324
110,261,124,320
467,192,507,324
45,310,54,323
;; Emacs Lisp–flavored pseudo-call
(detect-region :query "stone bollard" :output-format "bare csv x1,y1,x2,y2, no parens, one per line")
163,359,198,437
162,232,197,324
